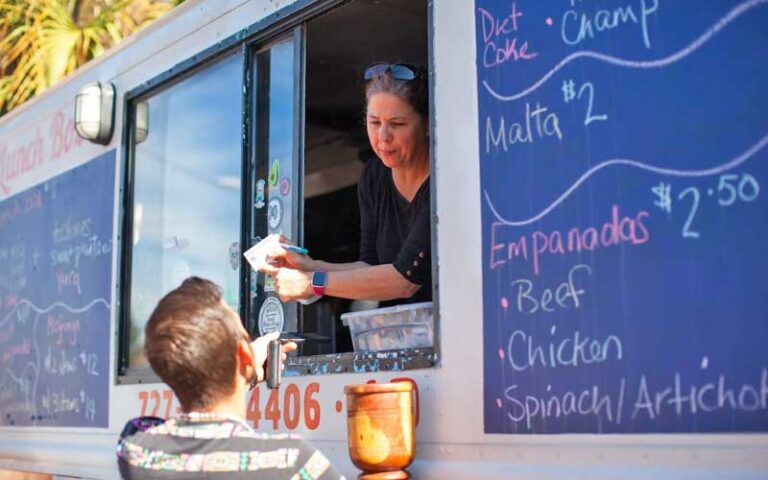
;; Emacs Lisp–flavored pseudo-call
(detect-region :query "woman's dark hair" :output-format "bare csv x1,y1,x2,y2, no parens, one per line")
144,277,243,412
365,64,428,118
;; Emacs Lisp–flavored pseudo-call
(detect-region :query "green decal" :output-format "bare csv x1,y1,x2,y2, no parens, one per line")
269,159,280,186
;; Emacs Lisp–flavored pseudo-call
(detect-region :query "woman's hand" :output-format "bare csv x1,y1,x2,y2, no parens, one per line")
278,249,315,271
274,268,315,302
260,236,315,274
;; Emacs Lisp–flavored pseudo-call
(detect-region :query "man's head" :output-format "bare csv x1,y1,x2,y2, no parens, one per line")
144,277,250,412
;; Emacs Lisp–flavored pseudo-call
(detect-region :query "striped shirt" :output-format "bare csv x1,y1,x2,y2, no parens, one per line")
117,416,344,480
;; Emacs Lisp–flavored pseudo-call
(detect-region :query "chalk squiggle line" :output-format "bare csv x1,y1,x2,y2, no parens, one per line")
482,0,767,102
3,362,39,408
5,363,38,387
485,133,768,227
31,308,40,420
1,298,108,419
0,298,109,327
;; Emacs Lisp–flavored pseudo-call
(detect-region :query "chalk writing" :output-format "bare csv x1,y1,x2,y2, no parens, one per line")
490,205,650,275
0,152,114,427
44,347,79,376
484,134,767,228
49,235,112,269
505,380,624,430
46,315,81,346
483,1,763,102
52,217,92,244
632,370,768,419
507,325,623,372
652,182,672,212
503,369,768,431
562,79,609,126
478,3,538,68
561,0,659,49
3,339,32,362
652,173,761,238
509,264,591,314
485,103,563,153
0,323,12,343
478,0,768,434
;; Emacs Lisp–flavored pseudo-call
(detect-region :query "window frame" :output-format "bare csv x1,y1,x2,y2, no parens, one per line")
116,0,439,384
117,49,247,383
244,30,304,336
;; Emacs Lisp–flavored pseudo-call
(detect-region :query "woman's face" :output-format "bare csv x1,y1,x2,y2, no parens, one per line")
366,93,428,170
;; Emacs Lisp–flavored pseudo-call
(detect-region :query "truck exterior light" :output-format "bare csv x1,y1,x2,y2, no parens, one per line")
74,81,116,145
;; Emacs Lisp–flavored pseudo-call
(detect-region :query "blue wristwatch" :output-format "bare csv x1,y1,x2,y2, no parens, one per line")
311,271,327,296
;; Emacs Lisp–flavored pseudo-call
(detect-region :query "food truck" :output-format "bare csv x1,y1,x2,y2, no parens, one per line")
0,0,766,477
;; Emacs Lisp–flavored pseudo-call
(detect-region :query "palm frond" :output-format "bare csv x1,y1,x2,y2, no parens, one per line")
0,0,185,116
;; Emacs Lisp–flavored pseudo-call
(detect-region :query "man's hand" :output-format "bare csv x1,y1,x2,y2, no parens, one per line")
250,332,297,384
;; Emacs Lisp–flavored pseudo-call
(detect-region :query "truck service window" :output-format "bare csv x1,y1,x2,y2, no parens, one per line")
268,0,435,369
119,0,434,379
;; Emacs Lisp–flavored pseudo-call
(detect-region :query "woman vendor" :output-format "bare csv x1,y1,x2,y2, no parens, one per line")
261,62,431,307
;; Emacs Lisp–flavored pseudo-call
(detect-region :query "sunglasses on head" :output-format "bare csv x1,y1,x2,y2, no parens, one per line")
364,63,421,81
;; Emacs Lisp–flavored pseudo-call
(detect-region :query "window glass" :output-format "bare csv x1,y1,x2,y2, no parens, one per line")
250,37,299,335
127,54,243,369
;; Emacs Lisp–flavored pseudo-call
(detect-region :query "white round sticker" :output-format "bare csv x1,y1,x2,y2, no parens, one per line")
228,241,240,270
258,296,284,335
267,197,283,230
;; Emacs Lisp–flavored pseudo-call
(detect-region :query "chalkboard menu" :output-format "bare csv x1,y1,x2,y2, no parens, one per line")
477,1,767,433
0,151,114,427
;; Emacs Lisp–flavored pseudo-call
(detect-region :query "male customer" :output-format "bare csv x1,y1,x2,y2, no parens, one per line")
117,276,343,479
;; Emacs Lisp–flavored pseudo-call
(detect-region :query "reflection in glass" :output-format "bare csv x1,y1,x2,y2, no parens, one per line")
135,101,148,144
128,54,242,369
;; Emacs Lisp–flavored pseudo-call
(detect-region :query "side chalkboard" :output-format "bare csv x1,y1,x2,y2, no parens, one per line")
477,0,768,433
0,151,115,427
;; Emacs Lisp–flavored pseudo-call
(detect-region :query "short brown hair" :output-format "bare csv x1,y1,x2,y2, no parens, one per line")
365,65,429,118
144,277,243,412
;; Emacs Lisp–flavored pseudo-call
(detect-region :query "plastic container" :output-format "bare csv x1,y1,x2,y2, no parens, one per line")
341,302,433,352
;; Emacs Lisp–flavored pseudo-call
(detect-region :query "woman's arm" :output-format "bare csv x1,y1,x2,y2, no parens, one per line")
274,263,420,302
259,248,368,274
326,264,420,300
303,258,370,273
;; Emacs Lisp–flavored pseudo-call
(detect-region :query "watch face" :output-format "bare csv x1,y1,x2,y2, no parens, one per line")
312,271,328,287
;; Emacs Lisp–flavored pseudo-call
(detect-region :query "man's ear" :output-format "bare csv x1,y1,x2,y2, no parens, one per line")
236,339,255,379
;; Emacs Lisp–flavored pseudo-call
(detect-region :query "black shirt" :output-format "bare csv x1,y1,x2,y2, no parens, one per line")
357,159,432,306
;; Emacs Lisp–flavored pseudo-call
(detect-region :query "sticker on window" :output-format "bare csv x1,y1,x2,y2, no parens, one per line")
255,179,266,209
269,159,280,187
229,242,240,270
280,177,291,196
267,197,283,230
258,296,284,334
264,274,276,292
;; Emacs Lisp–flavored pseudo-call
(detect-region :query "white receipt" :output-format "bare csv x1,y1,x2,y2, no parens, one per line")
243,234,321,306
243,234,281,271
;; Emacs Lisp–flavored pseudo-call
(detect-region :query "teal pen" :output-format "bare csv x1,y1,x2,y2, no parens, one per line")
280,243,309,255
